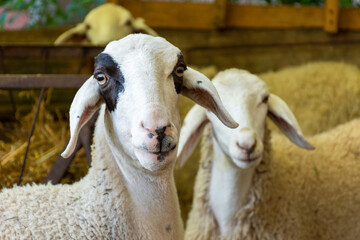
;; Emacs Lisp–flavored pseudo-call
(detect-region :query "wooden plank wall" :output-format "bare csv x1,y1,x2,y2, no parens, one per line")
109,0,360,33
1,1,360,118
324,0,340,33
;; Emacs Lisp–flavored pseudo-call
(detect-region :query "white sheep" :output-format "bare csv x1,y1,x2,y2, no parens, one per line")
177,68,360,239
175,61,360,222
266,118,360,240
0,34,238,240
54,3,157,46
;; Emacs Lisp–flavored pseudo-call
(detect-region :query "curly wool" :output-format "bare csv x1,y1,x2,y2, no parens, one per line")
265,119,360,240
185,119,360,240
0,119,133,240
184,124,218,240
260,61,360,136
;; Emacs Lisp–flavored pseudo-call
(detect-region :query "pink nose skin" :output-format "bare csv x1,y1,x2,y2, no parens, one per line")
141,122,175,154
143,124,169,143
236,128,257,155
236,140,257,155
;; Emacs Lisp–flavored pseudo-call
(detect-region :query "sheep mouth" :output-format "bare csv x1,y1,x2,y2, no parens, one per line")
137,144,177,162
152,145,177,162
237,156,261,163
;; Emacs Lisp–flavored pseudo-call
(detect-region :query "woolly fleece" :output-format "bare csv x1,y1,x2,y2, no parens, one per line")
1,115,136,239
185,119,360,240
260,61,360,136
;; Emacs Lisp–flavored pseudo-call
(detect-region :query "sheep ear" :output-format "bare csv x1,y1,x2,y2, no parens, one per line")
182,67,238,129
61,77,104,158
177,105,209,168
54,23,88,45
267,94,314,150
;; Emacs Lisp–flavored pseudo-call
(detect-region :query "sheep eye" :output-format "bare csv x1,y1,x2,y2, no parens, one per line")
175,66,185,78
95,73,108,85
262,95,269,103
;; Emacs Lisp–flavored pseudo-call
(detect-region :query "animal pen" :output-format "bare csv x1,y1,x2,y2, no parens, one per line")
1,0,360,223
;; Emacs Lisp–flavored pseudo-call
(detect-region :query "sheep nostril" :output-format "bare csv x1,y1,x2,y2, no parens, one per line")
141,122,158,138
249,140,257,153
141,122,172,145
156,126,167,135
236,140,257,154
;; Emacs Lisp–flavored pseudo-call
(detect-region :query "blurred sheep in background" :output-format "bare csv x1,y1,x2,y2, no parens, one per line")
54,3,157,46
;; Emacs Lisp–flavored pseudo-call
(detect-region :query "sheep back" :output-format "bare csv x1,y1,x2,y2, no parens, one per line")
261,62,360,136
260,119,360,240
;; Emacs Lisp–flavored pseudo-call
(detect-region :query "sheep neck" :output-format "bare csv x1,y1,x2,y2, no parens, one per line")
114,159,183,240
209,136,255,236
91,109,183,240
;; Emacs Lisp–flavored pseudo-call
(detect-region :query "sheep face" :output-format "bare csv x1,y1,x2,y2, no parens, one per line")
62,34,238,172
177,68,313,169
102,36,185,171
83,4,135,45
209,70,269,169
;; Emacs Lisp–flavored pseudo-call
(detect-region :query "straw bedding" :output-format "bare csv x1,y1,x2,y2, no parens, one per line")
0,90,88,190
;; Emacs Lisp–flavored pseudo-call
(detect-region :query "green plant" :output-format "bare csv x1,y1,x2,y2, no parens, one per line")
0,0,105,29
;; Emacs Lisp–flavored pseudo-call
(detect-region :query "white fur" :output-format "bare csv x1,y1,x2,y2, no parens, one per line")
0,34,237,239
178,68,313,239
54,3,157,46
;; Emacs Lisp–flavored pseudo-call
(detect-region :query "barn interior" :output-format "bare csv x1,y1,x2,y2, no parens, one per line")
1,0,360,224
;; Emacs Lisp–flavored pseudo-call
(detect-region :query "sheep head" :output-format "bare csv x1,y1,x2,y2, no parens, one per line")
177,68,314,169
61,34,237,172
54,3,157,46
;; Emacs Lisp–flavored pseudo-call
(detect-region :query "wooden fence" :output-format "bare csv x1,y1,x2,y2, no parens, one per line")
109,0,360,33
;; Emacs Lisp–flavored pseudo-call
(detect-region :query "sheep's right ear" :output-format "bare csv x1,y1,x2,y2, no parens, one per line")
54,23,88,45
182,67,238,129
61,77,104,158
268,94,314,150
177,105,209,168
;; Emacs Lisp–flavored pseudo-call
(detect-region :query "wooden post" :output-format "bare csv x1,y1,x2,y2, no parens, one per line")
324,0,340,33
214,0,228,29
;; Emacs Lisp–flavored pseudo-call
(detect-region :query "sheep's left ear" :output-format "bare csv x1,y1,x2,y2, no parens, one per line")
177,105,209,168
268,94,314,150
182,67,238,129
61,77,104,158
54,23,88,45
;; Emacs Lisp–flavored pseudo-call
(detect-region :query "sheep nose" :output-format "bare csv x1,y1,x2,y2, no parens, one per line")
236,140,257,154
141,122,171,142
141,123,175,153
155,126,167,142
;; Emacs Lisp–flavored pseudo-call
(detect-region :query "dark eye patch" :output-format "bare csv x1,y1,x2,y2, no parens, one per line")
94,53,125,112
172,53,187,94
